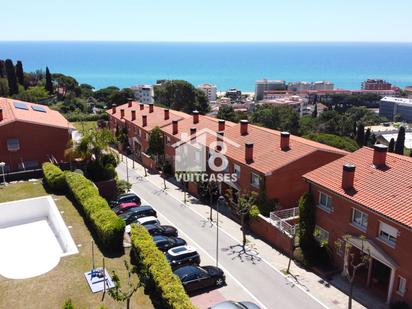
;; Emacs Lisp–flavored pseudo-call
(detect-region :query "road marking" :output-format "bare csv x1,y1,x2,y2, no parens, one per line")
131,188,268,309
122,163,329,308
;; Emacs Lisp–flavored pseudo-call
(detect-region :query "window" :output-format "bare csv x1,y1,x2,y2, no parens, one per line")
234,164,241,179
137,128,141,137
7,138,20,151
251,172,260,188
397,276,406,295
352,209,368,230
378,222,398,246
318,192,332,212
336,239,344,256
314,225,329,244
145,133,149,141
166,136,171,145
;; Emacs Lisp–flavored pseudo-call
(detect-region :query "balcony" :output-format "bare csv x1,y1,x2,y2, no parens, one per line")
269,207,299,238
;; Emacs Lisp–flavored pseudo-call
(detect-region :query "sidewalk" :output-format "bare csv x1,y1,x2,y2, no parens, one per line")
119,155,382,309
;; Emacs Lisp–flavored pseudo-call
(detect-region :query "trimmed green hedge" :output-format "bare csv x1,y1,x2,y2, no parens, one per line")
131,225,196,309
304,133,359,152
65,172,125,249
42,163,66,191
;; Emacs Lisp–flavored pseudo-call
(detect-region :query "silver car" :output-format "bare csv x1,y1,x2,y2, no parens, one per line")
209,300,261,309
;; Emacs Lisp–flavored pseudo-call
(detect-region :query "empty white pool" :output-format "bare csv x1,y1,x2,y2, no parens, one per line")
0,196,78,279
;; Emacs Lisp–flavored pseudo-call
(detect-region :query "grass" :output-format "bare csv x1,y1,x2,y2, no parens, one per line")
0,181,154,309
72,121,97,132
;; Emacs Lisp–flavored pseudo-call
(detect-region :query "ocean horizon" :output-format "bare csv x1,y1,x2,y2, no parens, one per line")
1,41,412,91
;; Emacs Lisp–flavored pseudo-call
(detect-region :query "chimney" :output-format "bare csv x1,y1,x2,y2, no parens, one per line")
341,163,356,190
131,110,136,121
218,119,225,131
190,127,197,135
128,98,133,108
140,103,144,110
245,142,254,163
112,104,116,114
172,120,178,135
280,132,290,150
142,115,147,127
120,109,125,119
373,144,388,167
149,103,154,113
164,109,170,120
0,108,3,121
240,120,249,135
193,110,199,124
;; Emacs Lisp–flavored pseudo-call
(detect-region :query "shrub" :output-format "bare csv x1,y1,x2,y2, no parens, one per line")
62,299,74,309
304,133,359,152
65,171,125,249
131,225,196,309
42,163,66,191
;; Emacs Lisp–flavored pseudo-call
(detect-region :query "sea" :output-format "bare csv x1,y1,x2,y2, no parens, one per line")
1,41,412,91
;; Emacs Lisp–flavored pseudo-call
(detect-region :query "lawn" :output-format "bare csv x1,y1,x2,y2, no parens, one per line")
0,181,154,309
72,121,97,132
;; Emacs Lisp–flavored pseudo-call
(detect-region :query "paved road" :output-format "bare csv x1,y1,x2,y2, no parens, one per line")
117,163,326,309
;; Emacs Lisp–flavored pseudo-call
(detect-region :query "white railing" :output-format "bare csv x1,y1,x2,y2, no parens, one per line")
271,207,299,220
269,207,299,237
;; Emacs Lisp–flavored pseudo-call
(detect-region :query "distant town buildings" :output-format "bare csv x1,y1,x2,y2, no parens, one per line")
260,94,309,116
287,81,334,92
225,88,242,102
255,79,286,101
362,79,392,91
197,83,217,102
131,85,154,104
405,86,412,99
379,96,412,122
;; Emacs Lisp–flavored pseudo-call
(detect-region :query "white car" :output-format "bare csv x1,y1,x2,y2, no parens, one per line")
125,216,160,234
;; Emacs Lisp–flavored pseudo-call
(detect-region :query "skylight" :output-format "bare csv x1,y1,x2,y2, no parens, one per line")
31,105,47,113
14,102,29,110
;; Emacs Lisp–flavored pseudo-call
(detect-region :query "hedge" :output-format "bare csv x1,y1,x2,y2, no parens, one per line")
131,225,196,309
65,172,125,249
42,163,66,191
304,133,359,152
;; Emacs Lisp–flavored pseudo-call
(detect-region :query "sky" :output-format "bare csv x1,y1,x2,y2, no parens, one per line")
1,0,412,42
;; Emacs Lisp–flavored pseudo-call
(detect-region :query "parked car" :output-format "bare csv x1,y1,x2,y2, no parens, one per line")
153,235,187,252
136,216,160,226
110,193,141,208
174,265,225,293
119,205,157,225
166,245,200,269
145,224,178,237
112,202,139,215
208,301,261,309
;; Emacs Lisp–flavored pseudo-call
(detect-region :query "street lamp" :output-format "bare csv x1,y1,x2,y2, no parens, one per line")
126,146,130,183
216,195,225,267
0,162,6,186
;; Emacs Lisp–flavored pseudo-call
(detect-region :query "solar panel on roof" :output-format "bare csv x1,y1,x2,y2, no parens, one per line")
14,101,29,110
31,105,47,113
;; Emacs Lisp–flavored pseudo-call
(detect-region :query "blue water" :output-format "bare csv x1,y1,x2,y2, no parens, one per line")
1,42,412,91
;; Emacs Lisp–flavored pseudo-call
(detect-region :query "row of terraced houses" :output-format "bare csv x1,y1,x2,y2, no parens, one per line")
107,100,412,306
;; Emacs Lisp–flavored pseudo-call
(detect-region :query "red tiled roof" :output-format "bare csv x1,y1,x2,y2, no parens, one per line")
304,147,412,228
0,97,74,129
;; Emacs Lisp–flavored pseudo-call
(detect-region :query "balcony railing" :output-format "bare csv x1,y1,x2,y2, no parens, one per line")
269,207,299,238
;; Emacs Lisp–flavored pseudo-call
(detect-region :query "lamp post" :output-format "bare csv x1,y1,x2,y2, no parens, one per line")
0,162,6,186
216,195,225,267
126,146,130,183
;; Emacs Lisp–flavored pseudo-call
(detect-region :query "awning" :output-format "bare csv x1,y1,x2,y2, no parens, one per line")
347,237,399,269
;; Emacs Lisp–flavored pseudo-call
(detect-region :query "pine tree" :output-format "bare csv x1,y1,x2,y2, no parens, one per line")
0,60,5,78
5,59,18,95
395,126,406,155
364,128,371,146
388,138,395,153
356,123,365,147
45,67,53,94
409,150,412,158
15,60,24,86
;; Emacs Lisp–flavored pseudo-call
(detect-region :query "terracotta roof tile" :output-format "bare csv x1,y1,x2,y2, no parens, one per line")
304,147,412,228
0,97,74,129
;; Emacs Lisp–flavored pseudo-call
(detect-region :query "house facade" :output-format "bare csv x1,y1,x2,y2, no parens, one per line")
0,98,74,172
304,145,412,305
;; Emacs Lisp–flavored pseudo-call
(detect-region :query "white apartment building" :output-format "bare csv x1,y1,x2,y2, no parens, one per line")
131,85,154,104
197,83,217,102
255,79,286,101
287,81,334,92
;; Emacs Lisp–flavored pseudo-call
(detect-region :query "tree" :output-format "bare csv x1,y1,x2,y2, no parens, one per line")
15,60,24,87
217,105,237,122
297,192,317,266
108,260,141,309
304,133,359,152
388,138,395,153
147,126,164,164
5,59,18,95
355,123,365,147
0,78,9,96
14,86,49,103
341,235,371,309
0,60,5,78
395,127,406,155
251,105,300,134
199,179,219,220
312,101,318,118
363,128,371,146
154,80,210,114
45,67,53,94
